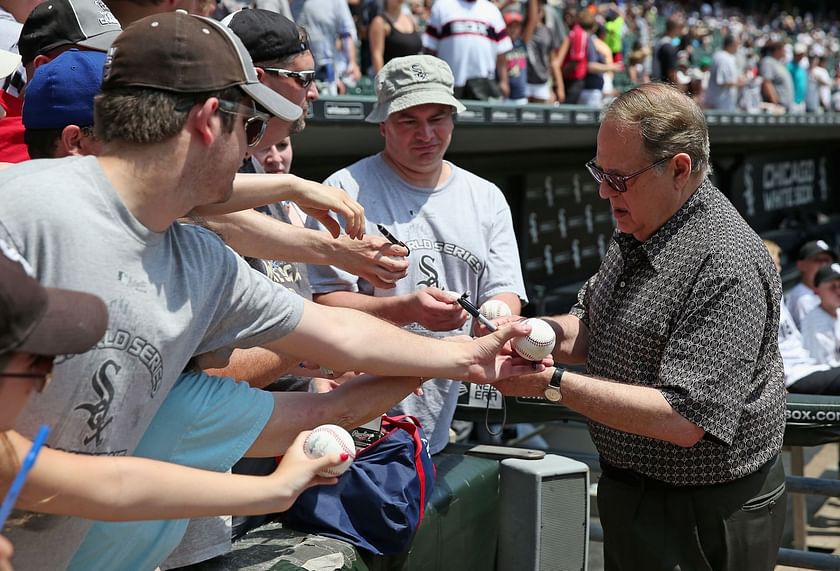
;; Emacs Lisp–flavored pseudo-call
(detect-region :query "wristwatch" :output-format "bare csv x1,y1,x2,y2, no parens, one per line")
544,366,565,402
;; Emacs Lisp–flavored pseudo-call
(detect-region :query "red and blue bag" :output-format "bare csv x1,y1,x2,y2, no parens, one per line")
281,415,436,555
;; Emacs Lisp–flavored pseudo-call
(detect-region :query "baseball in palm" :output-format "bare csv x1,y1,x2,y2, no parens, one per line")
512,318,556,361
303,424,356,477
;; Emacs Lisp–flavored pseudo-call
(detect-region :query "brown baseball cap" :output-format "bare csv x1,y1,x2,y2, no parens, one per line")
0,240,108,356
101,11,301,121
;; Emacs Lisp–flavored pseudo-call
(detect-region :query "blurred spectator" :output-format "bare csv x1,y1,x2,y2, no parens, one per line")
368,0,421,74
409,0,429,33
578,23,618,107
423,0,511,100
760,40,793,111
522,0,562,104
766,240,840,395
801,263,840,367
788,43,807,112
556,8,591,104
788,240,837,329
626,40,649,85
290,0,360,95
602,5,623,64
356,0,380,75
499,10,527,104
652,16,682,83
806,53,831,113
705,35,745,112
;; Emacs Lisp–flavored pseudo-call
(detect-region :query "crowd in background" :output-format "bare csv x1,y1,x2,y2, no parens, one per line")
166,0,840,113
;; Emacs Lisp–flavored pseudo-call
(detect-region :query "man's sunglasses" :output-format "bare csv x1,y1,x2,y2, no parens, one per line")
262,68,317,89
217,99,270,147
585,155,674,193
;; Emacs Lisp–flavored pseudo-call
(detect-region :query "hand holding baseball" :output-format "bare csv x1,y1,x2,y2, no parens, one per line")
302,424,356,477
462,320,554,383
269,429,351,511
511,318,556,361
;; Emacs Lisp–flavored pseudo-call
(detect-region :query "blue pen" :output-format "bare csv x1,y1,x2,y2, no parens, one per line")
0,424,49,529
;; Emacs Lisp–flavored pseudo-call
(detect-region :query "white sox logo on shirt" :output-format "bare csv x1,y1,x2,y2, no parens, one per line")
417,255,440,288
74,360,118,447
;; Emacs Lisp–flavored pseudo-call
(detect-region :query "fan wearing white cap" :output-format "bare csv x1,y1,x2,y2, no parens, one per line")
308,55,528,455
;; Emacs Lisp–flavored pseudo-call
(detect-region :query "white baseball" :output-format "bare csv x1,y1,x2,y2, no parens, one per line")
512,318,556,361
303,424,356,477
479,299,512,320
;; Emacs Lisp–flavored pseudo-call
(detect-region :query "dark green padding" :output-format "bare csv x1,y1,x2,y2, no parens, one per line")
784,393,840,447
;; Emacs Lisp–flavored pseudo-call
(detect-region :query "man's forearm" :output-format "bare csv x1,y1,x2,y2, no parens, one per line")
543,314,590,364
265,300,476,378
247,375,423,456
494,369,704,447
314,290,415,325
193,173,307,216
205,346,298,388
201,210,336,263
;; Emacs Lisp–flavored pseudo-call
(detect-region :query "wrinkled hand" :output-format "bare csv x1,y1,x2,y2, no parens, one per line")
289,177,366,239
462,320,553,383
490,368,552,398
410,288,469,331
270,431,346,510
333,235,409,289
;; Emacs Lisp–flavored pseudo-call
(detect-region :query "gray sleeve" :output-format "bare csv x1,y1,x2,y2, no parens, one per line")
194,233,305,355
337,0,357,39
478,189,528,305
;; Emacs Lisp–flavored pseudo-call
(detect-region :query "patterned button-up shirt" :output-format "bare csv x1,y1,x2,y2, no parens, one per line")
570,179,786,485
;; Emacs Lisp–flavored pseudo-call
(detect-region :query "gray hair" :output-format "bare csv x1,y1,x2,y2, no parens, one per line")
603,82,711,177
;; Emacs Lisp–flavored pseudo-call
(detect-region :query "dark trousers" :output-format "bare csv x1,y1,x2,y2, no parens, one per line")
597,455,786,571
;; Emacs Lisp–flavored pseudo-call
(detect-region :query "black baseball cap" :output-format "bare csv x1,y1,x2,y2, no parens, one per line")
814,263,840,288
18,0,122,66
0,241,108,356
797,240,838,261
101,11,301,121
223,9,309,64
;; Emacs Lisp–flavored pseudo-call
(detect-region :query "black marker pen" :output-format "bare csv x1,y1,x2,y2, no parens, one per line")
376,223,410,255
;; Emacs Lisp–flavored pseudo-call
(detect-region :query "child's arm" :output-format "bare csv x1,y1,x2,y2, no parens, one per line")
2,430,341,521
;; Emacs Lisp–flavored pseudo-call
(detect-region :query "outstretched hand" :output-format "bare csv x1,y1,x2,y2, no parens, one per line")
270,431,347,511
290,178,366,239
333,235,409,289
409,288,469,331
463,320,553,383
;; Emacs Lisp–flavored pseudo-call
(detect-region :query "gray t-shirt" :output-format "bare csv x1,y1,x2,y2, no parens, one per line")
706,49,739,112
526,24,562,86
0,156,305,569
760,55,794,111
307,153,526,454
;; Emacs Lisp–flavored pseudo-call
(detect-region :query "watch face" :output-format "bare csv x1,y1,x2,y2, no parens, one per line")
544,387,562,402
